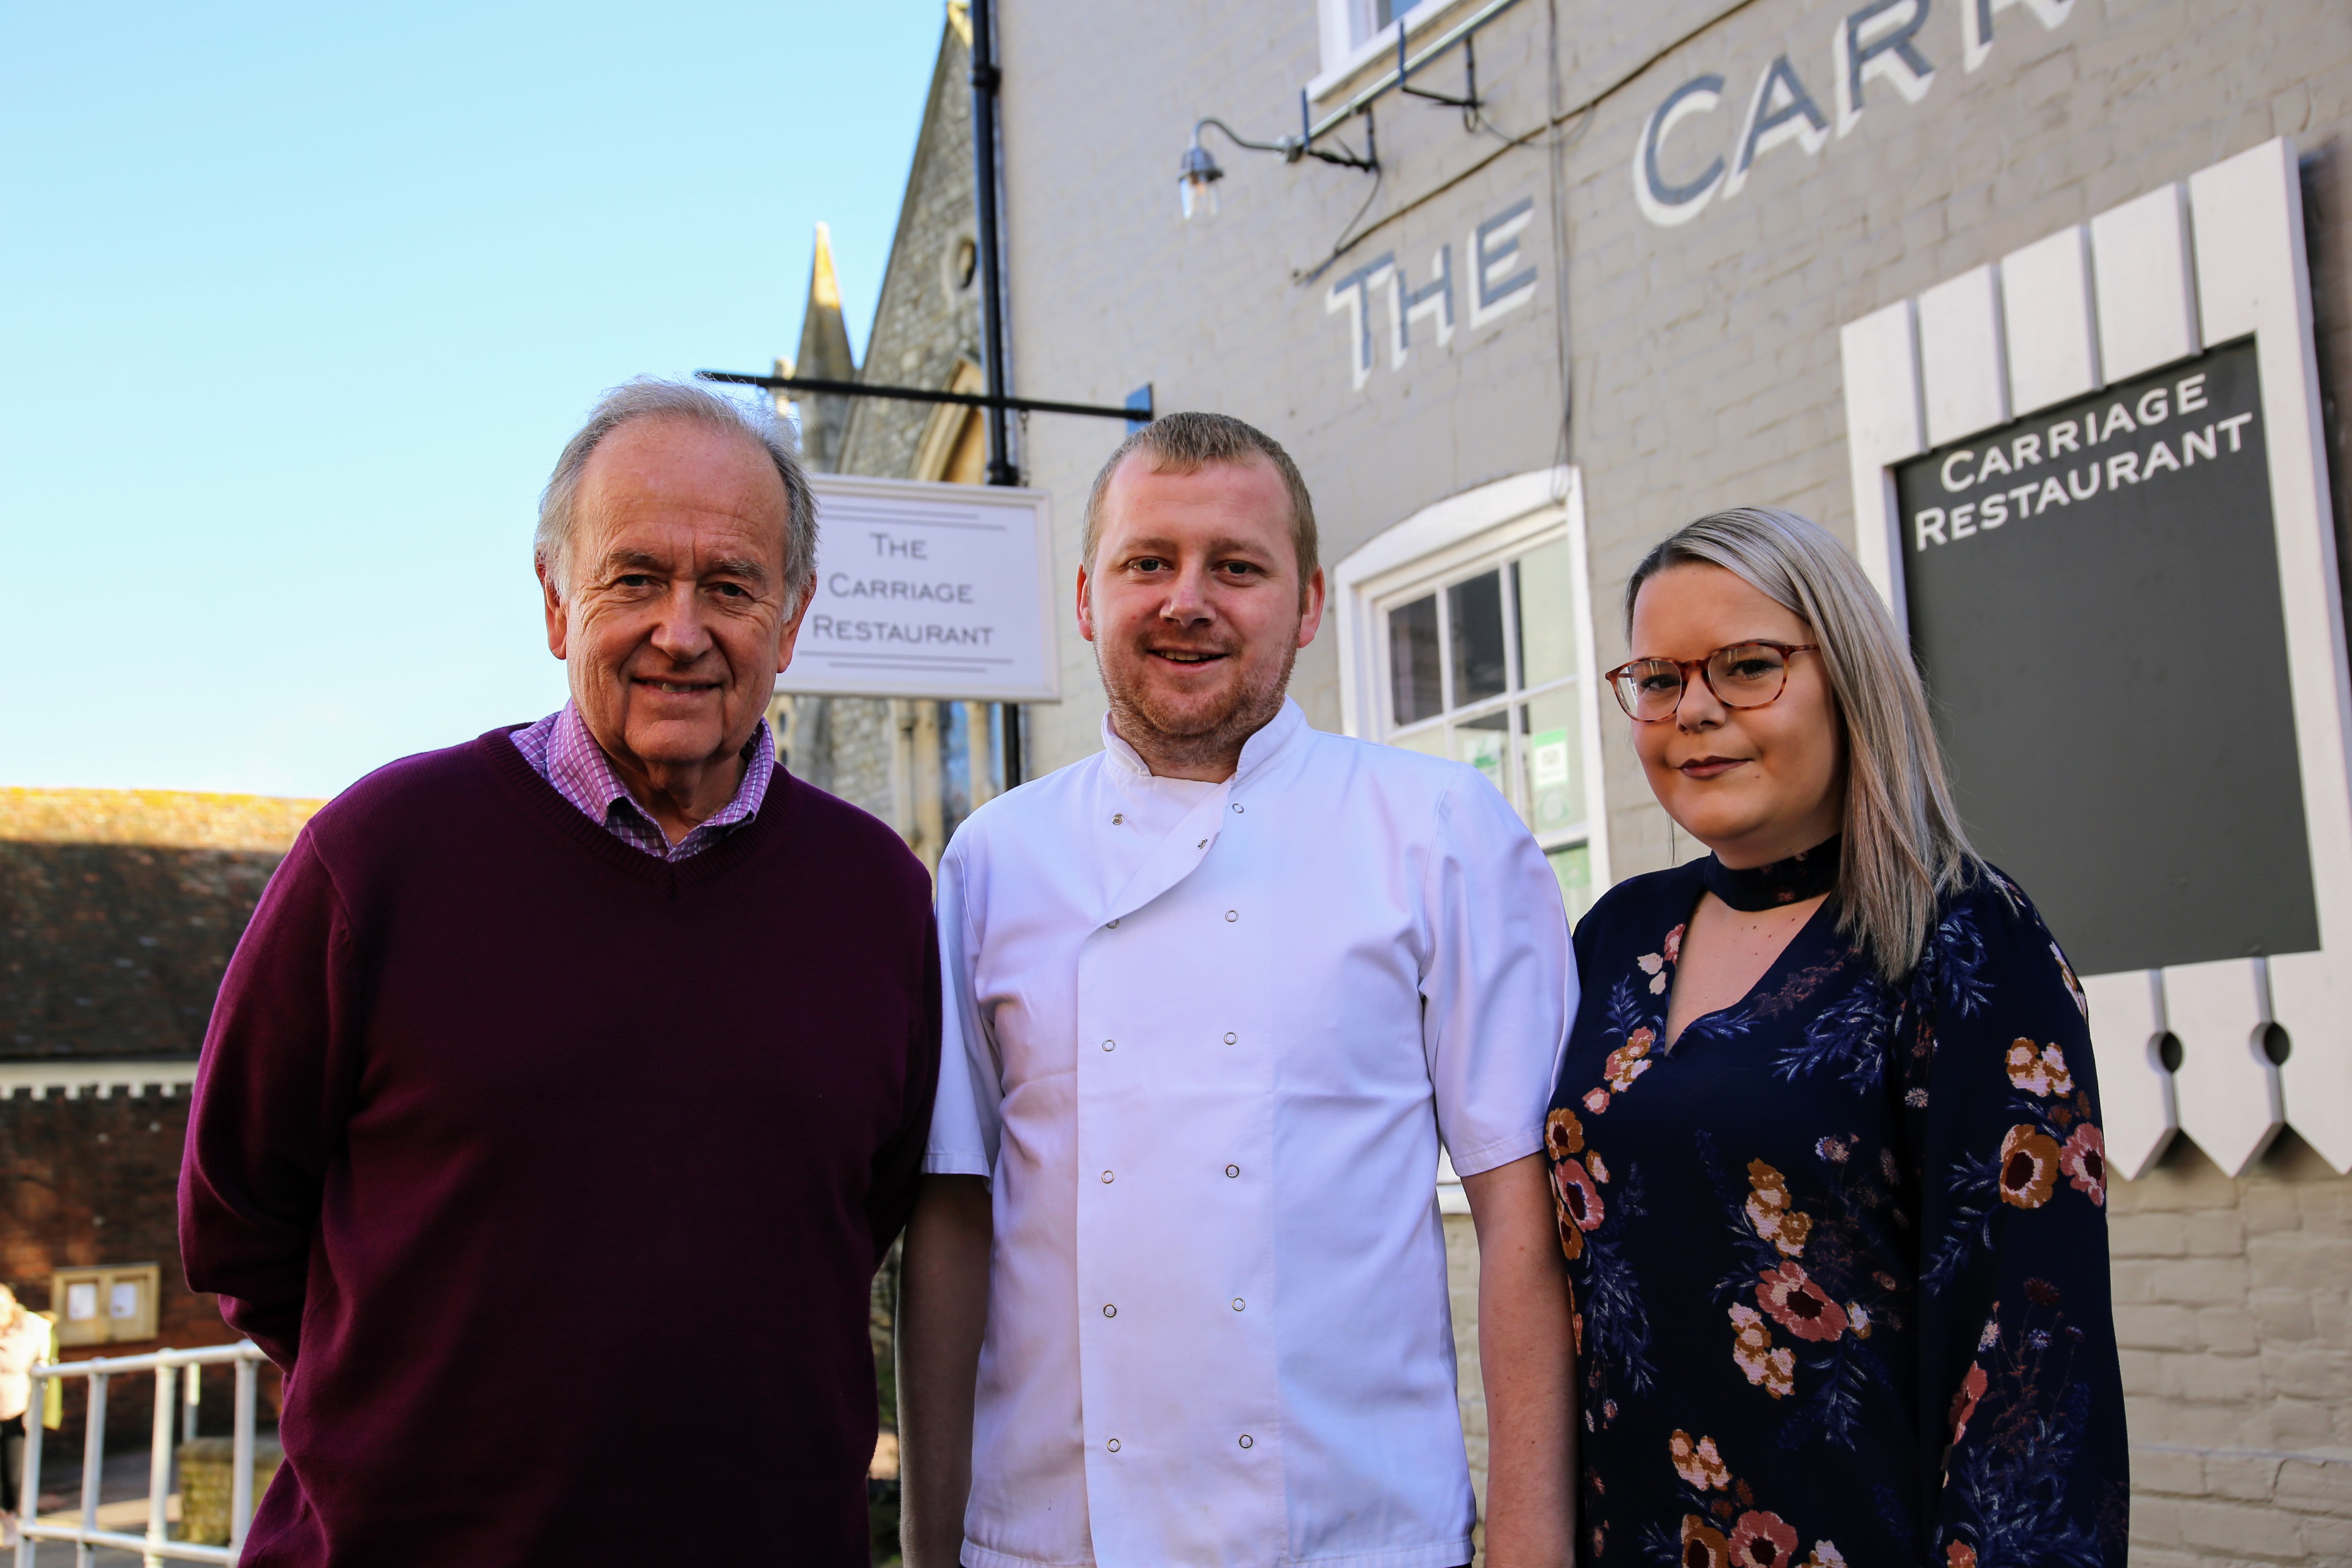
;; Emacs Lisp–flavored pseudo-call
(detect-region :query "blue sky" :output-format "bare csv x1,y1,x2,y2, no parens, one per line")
0,1,943,797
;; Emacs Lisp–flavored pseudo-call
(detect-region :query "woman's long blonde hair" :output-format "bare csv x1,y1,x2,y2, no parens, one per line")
1625,507,1981,983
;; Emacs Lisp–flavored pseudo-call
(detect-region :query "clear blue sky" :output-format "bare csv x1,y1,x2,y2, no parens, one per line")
0,1,943,798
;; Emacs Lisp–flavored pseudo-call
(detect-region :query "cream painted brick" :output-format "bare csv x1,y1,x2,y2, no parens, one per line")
2177,1495,2308,1559
2249,1285,2319,1342
2168,1352,2268,1405
2130,1489,2189,1544
2150,1258,2254,1308
2200,1452,2281,1502
2196,1307,2262,1355
2240,1185,2302,1234
2115,1211,2193,1257
2184,1212,2248,1256
2276,1459,2352,1516
2249,1236,2352,1293
2266,1345,2352,1400
2299,1514,2352,1562
2133,1448,2206,1494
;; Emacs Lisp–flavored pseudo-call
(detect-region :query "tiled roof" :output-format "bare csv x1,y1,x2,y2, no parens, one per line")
1,789,322,1063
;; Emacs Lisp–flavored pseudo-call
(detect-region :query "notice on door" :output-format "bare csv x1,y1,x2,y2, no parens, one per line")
779,473,1060,703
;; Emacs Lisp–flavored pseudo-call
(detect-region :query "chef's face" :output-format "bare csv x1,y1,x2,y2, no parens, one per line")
1626,562,1844,868
1078,451,1324,765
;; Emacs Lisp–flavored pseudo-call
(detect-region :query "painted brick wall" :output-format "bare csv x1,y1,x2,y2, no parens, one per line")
2113,1132,2352,1564
995,0,2352,1559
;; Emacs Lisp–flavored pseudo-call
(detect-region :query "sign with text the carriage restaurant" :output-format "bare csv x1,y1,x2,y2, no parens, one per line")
1895,337,2321,977
777,473,1061,704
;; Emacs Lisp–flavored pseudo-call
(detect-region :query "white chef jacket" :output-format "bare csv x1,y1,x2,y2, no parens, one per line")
928,698,1575,1568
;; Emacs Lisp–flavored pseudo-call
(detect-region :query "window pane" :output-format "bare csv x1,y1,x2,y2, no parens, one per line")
1448,570,1508,705
1513,539,1577,688
1519,690,1582,835
1387,594,1442,727
1547,843,1596,927
1455,710,1510,800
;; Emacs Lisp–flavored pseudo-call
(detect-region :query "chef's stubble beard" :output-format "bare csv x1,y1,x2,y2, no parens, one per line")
1099,631,1301,776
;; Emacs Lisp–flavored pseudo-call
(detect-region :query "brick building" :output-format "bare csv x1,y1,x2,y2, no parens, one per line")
0,787,320,1449
959,1,2352,1560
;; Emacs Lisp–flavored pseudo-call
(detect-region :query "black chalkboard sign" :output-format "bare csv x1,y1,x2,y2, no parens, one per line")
1896,336,2320,975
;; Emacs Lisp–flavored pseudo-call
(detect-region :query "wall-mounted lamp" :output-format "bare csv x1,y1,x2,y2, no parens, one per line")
1177,92,1377,222
1181,3,1514,223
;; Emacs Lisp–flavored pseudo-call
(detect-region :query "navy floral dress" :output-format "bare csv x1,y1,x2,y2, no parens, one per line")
1546,861,2128,1568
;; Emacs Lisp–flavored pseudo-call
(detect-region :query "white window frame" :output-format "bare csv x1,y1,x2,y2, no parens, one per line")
1331,466,1612,902
1310,0,1461,104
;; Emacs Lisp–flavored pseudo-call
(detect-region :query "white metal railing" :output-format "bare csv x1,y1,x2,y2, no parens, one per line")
15,1340,269,1568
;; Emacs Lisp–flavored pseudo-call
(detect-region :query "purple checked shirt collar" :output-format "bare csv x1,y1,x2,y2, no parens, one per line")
510,701,776,862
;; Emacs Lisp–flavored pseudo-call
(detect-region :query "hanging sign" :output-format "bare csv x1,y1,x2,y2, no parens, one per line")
778,472,1060,702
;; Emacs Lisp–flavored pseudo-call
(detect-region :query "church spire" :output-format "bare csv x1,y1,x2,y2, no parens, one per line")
793,221,858,472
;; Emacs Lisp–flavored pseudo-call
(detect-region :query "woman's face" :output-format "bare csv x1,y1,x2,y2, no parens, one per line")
1626,562,1846,868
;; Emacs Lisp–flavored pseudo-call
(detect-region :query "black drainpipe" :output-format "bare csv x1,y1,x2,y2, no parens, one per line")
969,0,1024,786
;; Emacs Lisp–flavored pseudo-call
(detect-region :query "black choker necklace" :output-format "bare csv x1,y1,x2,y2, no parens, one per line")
1701,836,1841,912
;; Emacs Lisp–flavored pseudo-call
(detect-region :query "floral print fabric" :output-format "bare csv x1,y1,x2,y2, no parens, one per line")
1547,861,2128,1566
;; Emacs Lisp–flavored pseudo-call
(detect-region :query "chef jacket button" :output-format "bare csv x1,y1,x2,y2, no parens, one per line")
1232,1297,1246,1311
1112,812,1124,824
1107,1437,1121,1452
1223,1032,1237,1044
1107,918,1120,928
1225,1164,1239,1178
1101,1170,1115,1183
1103,1303,1117,1317
1238,1433,1254,1449
1102,1039,1115,1051
1196,838,1207,849
1231,802,1244,813
1225,910,1238,922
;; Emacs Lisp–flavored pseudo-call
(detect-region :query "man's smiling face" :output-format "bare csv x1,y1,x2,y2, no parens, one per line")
543,416,803,784
1078,450,1323,777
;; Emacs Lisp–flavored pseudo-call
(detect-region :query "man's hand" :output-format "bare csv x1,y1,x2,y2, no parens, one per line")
1462,1152,1577,1568
898,1174,993,1568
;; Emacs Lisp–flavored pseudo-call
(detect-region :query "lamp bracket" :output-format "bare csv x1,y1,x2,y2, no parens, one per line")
1396,26,1480,121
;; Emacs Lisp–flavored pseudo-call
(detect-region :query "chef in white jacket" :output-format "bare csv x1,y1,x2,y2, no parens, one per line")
899,412,1577,1568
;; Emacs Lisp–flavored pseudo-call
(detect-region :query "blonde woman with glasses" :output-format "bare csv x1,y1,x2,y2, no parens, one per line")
1546,509,2126,1568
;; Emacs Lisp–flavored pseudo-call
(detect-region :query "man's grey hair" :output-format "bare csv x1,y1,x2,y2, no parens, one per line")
536,377,818,605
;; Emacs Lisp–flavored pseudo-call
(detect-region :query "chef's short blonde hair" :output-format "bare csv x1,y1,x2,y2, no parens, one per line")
1081,412,1319,601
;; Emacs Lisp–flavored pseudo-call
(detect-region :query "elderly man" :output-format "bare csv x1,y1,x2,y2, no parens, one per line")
181,380,939,1565
899,412,1577,1568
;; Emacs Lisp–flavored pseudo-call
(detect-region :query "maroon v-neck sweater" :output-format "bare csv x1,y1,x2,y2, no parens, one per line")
179,730,940,1566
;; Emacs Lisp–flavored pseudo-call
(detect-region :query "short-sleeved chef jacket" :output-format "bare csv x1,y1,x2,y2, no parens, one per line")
927,699,1577,1568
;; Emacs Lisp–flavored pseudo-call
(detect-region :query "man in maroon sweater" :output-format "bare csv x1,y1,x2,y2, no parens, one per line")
181,379,940,1565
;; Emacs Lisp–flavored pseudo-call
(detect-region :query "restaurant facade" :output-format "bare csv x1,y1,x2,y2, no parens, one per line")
969,0,2352,1556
